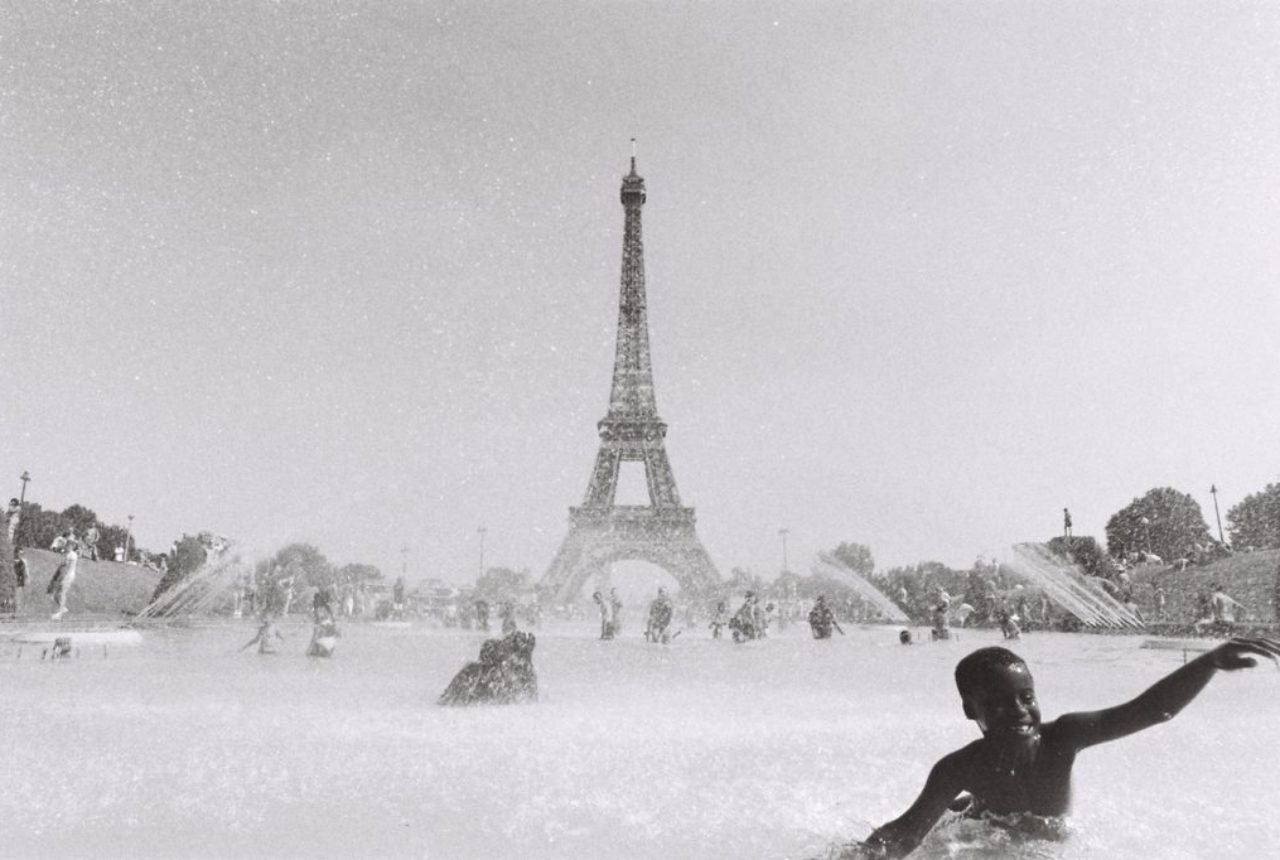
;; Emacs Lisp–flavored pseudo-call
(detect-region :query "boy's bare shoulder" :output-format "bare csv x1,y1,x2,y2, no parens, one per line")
930,738,987,781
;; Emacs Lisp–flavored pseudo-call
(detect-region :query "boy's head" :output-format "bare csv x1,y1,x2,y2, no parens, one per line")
955,646,1040,737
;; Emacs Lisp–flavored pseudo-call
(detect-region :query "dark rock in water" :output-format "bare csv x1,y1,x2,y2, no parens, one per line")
439,631,538,706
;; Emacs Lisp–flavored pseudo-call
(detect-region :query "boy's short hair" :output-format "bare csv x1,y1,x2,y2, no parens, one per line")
955,646,1027,699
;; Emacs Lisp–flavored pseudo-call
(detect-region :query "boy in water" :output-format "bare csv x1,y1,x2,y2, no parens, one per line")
240,615,285,655
858,638,1280,858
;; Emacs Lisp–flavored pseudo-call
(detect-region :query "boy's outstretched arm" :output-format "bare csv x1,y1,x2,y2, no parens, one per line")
859,748,969,858
1058,637,1280,749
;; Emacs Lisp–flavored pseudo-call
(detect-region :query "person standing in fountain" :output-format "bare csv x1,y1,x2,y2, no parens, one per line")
48,529,79,620
709,600,727,639
931,590,952,641
392,576,406,620
608,588,623,636
646,587,673,643
854,638,1280,858
499,601,518,635
809,595,844,639
240,613,284,655
593,591,615,640
729,592,760,643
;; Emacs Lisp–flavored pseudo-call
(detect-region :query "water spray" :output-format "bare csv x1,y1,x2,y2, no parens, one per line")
811,552,911,623
1005,542,1143,629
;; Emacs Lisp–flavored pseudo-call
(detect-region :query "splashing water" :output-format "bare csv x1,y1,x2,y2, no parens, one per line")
1006,543,1143,629
132,542,252,622
811,552,912,623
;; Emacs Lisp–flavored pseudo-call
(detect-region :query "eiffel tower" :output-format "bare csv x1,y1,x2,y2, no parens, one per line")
541,151,720,603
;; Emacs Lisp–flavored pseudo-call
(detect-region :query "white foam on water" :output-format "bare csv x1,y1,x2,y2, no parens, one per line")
1,622,1276,858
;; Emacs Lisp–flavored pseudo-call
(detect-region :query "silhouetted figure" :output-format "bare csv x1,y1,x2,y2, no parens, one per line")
646,587,673,643
593,591,616,640
808,594,844,639
439,631,538,706
729,592,761,643
709,601,727,639
307,617,340,658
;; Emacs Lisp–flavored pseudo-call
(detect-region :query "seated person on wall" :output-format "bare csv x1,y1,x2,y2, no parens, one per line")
439,630,538,706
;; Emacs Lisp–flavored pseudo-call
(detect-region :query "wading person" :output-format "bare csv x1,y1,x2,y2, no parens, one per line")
855,638,1280,857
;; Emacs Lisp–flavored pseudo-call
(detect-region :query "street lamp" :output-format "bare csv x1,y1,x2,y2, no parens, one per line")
15,470,31,547
124,514,134,563
1140,516,1152,555
778,528,790,574
1210,484,1225,545
477,526,487,579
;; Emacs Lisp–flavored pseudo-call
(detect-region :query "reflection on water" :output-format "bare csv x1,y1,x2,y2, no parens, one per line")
1,622,1277,858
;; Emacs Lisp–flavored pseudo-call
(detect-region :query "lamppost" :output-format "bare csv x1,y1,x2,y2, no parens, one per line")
778,528,790,574
16,470,31,547
124,514,134,563
400,545,409,578
1210,484,1225,545
1140,516,1152,555
477,526,487,579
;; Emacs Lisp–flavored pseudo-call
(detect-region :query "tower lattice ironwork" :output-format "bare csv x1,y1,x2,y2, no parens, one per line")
541,155,720,603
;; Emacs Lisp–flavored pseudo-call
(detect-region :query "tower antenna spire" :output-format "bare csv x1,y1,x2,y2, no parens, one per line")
630,137,637,172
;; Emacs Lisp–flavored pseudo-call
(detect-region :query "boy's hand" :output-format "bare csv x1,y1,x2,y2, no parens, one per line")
1209,637,1280,671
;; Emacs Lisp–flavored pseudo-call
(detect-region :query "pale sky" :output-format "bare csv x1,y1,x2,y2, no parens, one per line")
4,2,1279,588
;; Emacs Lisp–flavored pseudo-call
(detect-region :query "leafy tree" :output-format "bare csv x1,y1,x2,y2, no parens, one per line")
831,541,875,578
150,533,209,604
14,502,64,550
767,569,805,600
1226,483,1280,550
722,566,765,600
474,566,532,603
336,563,383,584
1105,487,1212,561
59,504,99,538
1045,535,1115,579
270,545,332,591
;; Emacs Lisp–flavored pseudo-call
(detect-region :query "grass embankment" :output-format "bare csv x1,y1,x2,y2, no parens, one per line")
1130,547,1279,635
12,549,162,621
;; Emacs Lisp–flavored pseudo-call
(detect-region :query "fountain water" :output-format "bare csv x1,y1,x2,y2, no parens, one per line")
1005,542,1143,629
811,552,911,623
132,541,252,622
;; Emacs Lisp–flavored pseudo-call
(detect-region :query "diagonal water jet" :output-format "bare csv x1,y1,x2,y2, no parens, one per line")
132,541,252,623
811,551,911,623
1005,542,1143,629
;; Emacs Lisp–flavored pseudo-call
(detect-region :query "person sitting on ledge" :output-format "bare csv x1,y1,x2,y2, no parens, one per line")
853,638,1280,858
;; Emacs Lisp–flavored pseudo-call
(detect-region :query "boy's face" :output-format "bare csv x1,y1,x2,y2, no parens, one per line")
963,662,1041,739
